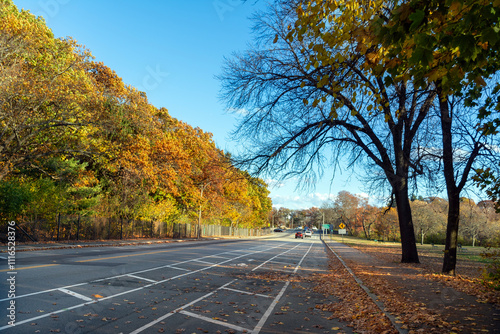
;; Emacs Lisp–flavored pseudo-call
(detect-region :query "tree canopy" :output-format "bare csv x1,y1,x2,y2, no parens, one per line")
0,0,272,236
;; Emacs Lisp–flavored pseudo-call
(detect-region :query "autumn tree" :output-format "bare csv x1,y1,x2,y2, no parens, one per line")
0,0,98,181
1,0,273,239
219,1,450,262
359,202,379,240
411,199,437,245
375,206,400,242
371,0,500,274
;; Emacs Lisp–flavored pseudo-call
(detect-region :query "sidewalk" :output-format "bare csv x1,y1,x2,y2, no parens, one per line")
322,239,500,333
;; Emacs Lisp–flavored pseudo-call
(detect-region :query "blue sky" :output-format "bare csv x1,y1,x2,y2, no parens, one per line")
15,0,374,209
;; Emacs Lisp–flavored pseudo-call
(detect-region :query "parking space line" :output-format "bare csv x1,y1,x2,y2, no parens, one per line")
0,243,291,332
221,287,274,298
192,259,215,265
179,310,251,332
252,241,315,334
130,279,238,334
252,244,301,272
268,260,298,265
76,249,175,262
206,255,231,259
58,288,93,302
167,265,191,272
127,274,157,283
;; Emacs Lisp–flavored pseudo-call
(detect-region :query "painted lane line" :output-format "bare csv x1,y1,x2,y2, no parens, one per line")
254,265,296,273
206,255,231,259
251,244,302,272
0,244,290,331
268,260,300,265
0,264,60,272
129,279,238,334
58,288,93,302
192,259,215,265
253,281,290,334
76,249,175,262
2,244,283,302
221,287,274,299
252,241,315,334
167,265,191,272
0,282,88,302
0,299,99,331
179,310,251,333
127,274,157,283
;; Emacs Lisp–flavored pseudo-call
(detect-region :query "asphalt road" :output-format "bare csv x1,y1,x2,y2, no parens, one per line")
1,231,351,333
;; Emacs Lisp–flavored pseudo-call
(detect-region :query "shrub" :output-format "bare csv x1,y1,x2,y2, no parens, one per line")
481,248,500,290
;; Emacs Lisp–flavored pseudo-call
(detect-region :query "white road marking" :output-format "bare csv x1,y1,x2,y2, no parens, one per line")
179,310,251,332
167,265,191,272
252,241,315,334
252,244,301,272
58,288,93,302
130,279,238,334
126,274,157,283
0,242,291,332
192,259,215,265
221,287,273,298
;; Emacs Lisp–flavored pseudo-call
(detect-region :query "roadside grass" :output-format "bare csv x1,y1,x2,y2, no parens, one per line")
325,234,494,264
323,234,500,305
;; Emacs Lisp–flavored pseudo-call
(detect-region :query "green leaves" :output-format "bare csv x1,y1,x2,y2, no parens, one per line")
409,9,425,31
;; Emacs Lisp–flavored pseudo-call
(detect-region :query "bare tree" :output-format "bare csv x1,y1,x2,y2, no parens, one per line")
219,2,439,263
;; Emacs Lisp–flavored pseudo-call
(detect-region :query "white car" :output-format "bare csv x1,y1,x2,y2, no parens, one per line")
304,230,312,237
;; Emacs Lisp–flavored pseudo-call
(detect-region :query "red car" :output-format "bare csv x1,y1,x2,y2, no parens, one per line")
295,231,303,239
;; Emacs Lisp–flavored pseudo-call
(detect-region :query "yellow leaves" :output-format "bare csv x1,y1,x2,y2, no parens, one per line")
366,52,379,64
330,109,338,119
474,75,487,87
449,1,463,15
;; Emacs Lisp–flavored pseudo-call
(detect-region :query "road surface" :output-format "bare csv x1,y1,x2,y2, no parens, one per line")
1,231,350,333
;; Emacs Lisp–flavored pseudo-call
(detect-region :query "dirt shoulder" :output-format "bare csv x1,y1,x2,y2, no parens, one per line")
316,238,500,333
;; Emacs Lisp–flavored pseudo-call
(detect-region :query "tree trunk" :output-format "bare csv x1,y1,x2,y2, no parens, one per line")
442,194,460,275
394,185,420,263
439,88,459,275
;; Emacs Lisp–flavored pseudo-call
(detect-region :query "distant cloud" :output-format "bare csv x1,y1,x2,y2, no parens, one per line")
272,192,383,210
272,192,336,210
265,178,286,188
227,107,249,115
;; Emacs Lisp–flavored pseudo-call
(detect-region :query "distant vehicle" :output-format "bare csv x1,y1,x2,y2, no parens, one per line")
295,231,303,239
304,230,312,237
312,226,318,230
274,228,283,232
